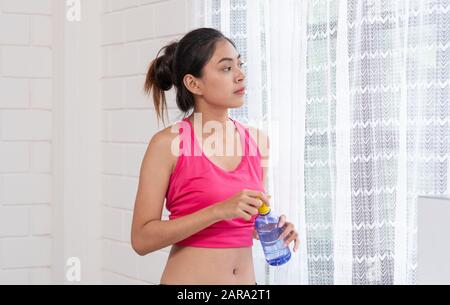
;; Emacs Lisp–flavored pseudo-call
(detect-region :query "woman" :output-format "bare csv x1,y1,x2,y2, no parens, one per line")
131,28,299,285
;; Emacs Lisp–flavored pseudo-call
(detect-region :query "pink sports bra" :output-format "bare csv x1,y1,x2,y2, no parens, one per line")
165,116,266,248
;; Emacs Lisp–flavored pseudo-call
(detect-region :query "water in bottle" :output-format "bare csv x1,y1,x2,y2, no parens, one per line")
255,202,291,266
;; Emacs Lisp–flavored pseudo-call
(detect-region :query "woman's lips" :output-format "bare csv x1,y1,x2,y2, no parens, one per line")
234,88,246,95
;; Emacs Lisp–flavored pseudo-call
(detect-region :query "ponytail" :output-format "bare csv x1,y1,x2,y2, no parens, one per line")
144,42,178,126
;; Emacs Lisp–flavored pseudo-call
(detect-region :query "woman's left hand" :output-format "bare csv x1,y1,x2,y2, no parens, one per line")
252,228,260,240
277,215,299,253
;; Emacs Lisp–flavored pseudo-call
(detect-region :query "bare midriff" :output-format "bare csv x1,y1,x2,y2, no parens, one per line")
159,245,256,285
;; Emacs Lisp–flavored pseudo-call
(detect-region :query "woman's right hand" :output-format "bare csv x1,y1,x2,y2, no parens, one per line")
213,189,270,221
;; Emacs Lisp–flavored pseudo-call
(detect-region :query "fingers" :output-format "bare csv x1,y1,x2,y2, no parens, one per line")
241,203,259,217
278,221,299,251
293,235,299,252
278,221,293,241
277,214,286,228
238,210,252,221
244,195,264,208
285,231,299,251
278,221,299,252
244,190,270,205
252,228,260,240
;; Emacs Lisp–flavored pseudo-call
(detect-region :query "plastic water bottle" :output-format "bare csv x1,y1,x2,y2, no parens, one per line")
255,202,291,266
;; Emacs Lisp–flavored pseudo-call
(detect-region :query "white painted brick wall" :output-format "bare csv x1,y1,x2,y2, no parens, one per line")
0,0,53,284
101,0,188,284
0,0,195,285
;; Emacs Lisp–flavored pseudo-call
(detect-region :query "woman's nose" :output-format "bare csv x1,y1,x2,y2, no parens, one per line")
236,71,245,82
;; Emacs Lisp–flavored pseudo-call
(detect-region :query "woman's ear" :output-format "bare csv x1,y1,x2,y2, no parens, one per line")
183,74,202,96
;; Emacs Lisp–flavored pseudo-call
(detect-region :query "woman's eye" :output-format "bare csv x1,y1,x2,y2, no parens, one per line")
224,62,246,72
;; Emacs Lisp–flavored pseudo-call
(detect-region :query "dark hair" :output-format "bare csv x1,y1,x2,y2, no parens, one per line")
144,28,237,126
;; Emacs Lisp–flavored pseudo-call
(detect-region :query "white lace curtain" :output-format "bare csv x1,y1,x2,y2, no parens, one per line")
192,0,450,285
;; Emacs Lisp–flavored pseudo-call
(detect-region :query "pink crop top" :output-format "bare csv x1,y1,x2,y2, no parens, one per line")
165,116,266,248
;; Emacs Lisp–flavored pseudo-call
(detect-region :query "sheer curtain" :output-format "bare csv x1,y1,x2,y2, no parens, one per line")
192,0,450,285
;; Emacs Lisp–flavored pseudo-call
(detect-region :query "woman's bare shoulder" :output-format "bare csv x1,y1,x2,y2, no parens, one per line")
154,122,182,142
146,122,183,172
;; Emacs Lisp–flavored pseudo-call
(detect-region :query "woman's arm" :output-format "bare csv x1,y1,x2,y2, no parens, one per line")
132,205,221,256
131,128,221,256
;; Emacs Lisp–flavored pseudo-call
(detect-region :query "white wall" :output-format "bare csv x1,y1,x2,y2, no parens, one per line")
51,0,103,285
0,0,197,285
101,0,194,284
0,0,53,284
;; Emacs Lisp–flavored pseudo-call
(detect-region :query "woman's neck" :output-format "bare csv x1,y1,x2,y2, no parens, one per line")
188,109,230,128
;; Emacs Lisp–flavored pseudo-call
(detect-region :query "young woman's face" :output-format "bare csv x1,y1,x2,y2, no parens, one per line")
196,39,246,109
